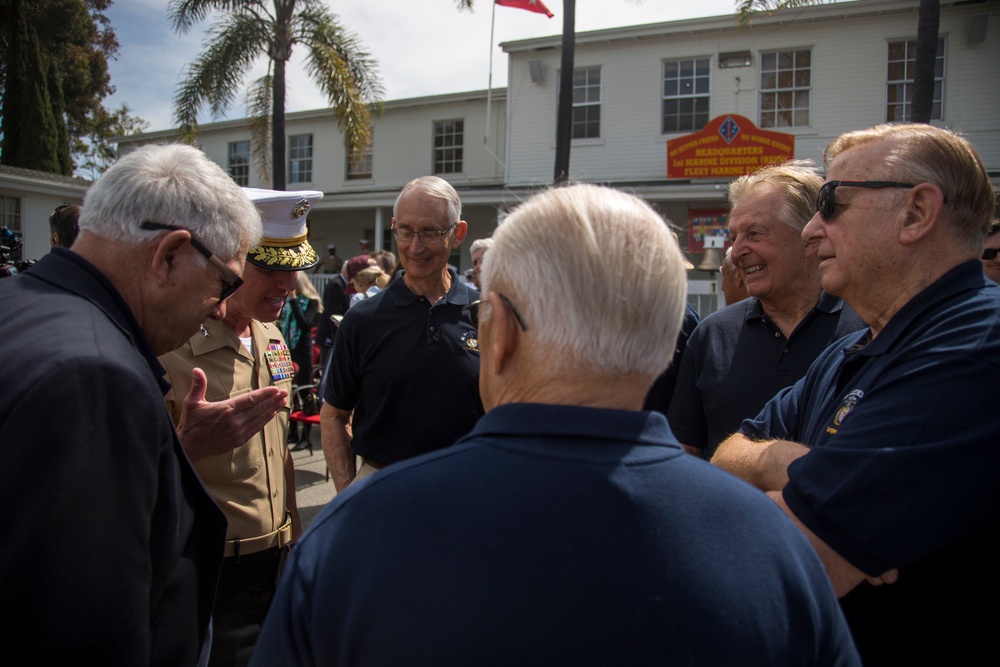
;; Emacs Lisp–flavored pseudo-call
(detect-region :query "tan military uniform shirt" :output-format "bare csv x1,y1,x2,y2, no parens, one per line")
160,318,293,550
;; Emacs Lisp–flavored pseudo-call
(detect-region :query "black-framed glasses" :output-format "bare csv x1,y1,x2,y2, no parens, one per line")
140,221,244,301
392,223,457,245
815,181,916,221
983,248,1000,261
466,293,528,332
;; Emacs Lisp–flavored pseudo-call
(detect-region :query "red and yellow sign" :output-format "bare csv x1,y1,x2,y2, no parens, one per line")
667,115,795,179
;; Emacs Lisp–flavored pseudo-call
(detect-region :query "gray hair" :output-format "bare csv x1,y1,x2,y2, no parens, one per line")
393,176,462,225
470,237,494,255
727,160,823,232
79,143,261,260
825,124,996,247
482,183,687,377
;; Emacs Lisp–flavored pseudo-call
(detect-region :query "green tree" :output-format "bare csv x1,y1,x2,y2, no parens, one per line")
77,103,151,179
0,0,148,175
170,0,384,190
0,0,65,173
736,0,941,124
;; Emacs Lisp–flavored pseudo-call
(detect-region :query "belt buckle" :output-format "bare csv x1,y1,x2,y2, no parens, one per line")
276,517,293,549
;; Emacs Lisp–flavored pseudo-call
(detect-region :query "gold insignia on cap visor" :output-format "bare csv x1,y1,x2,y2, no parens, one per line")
243,187,323,271
291,199,310,219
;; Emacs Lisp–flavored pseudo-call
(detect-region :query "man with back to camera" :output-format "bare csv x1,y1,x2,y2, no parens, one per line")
668,161,864,459
712,124,1000,666
250,183,860,666
159,188,324,666
320,176,483,492
0,144,262,665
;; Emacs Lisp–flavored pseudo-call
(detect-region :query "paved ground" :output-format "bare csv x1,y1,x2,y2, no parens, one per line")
288,425,338,530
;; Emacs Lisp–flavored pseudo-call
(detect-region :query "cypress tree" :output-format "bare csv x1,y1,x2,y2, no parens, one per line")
47,57,74,175
0,0,62,173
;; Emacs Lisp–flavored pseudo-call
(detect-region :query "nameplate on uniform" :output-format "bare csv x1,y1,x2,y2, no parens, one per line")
264,341,295,381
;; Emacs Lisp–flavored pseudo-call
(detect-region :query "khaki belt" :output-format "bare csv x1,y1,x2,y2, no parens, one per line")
224,516,293,558
361,457,385,471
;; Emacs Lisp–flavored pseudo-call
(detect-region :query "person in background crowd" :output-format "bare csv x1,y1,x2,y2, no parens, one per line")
160,188,322,666
713,124,999,666
1,144,257,665
319,243,343,275
668,160,864,459
251,183,859,667
370,248,397,276
720,245,748,305
348,264,391,307
469,236,493,290
320,176,482,492
48,203,80,248
281,271,322,447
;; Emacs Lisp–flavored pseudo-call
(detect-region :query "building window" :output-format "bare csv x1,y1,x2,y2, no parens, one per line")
572,67,601,139
289,134,313,183
1,196,22,262
759,49,811,128
886,37,945,122
663,58,710,133
347,129,373,180
228,141,250,186
434,120,463,174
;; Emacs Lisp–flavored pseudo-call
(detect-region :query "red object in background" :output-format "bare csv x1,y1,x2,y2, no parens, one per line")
496,0,554,18
688,208,730,253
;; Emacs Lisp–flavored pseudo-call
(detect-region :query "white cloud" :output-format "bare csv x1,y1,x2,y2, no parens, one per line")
105,0,738,132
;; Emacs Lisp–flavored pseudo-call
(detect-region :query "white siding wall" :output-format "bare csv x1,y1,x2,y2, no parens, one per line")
506,0,1000,184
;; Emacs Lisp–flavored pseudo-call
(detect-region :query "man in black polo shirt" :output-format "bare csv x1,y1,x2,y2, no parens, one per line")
320,176,483,491
712,123,999,667
667,160,864,458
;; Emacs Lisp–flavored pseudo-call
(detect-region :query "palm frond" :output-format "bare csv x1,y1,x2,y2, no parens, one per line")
172,11,272,134
168,0,269,33
298,6,384,156
247,73,274,187
454,0,476,11
735,0,822,29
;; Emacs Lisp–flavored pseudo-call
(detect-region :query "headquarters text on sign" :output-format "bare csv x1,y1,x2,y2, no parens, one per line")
667,115,795,179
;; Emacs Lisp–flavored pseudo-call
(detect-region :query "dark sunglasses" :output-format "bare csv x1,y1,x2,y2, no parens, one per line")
983,248,1000,261
815,181,916,221
140,221,244,301
466,293,528,332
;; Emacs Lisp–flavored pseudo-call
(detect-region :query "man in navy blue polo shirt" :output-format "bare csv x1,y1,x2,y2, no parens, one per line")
319,176,482,492
712,124,999,666
251,184,859,666
668,161,864,458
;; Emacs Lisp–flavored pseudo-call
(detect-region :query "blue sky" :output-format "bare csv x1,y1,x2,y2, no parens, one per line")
105,0,740,132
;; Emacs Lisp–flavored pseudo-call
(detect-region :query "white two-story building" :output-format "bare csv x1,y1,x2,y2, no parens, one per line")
8,0,998,301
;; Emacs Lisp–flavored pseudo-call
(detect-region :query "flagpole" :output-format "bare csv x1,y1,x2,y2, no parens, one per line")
485,1,496,150
484,1,505,170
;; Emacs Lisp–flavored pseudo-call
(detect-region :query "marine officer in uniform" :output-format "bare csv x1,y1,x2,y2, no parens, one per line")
160,188,324,666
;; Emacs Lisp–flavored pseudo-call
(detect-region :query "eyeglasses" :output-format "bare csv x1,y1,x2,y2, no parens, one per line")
392,223,457,245
983,248,1000,261
815,181,917,221
466,293,528,332
140,221,244,301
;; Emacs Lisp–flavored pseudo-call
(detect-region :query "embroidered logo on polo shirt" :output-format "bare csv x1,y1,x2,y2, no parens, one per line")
459,329,479,353
827,389,864,434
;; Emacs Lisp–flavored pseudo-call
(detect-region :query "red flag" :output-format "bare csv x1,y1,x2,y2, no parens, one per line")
495,0,554,19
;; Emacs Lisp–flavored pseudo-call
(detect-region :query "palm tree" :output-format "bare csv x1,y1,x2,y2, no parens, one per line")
737,0,940,124
170,0,383,189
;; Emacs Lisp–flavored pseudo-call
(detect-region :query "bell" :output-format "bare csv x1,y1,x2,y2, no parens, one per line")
698,247,723,272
